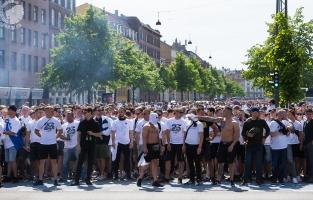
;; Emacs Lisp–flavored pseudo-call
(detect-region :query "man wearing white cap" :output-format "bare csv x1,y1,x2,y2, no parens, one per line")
136,112,163,187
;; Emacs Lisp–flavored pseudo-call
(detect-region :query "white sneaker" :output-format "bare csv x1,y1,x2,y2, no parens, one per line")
292,177,298,184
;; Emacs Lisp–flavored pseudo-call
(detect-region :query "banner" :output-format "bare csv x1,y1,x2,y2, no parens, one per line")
11,87,30,99
31,88,43,100
0,87,10,99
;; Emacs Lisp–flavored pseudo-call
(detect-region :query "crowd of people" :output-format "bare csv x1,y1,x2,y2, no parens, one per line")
0,99,313,188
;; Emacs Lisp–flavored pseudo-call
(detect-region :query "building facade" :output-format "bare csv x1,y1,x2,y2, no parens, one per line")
0,0,75,106
225,69,264,99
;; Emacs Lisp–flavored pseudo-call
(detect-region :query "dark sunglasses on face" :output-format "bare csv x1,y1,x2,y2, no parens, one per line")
297,113,303,115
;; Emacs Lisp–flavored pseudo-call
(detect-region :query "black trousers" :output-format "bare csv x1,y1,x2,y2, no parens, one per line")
114,143,131,178
75,143,95,181
186,144,202,182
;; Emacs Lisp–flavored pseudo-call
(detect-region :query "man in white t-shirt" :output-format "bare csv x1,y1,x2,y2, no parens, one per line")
19,105,31,127
270,109,290,183
184,113,204,185
34,106,63,186
164,108,187,184
112,108,134,180
135,109,150,154
26,108,44,180
286,110,303,183
2,105,21,183
60,111,79,180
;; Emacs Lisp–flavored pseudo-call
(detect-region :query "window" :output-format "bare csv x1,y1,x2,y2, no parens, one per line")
41,57,46,70
61,14,64,28
21,54,26,71
41,33,46,49
0,50,4,68
27,29,31,46
34,56,38,72
28,55,32,72
33,6,38,22
0,26,4,39
11,29,16,42
61,0,65,7
50,32,55,48
22,1,26,19
33,31,38,47
51,9,55,26
28,4,32,21
20,27,25,44
55,11,59,27
58,12,61,28
71,0,75,11
11,52,17,70
67,0,70,9
41,9,46,25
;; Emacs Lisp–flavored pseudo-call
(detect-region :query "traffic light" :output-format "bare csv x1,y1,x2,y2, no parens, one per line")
273,71,279,88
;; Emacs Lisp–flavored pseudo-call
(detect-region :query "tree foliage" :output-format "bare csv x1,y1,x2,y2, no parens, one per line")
41,6,114,102
243,8,313,104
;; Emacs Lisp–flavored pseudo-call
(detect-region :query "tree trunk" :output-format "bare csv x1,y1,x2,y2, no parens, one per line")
181,90,183,102
114,89,117,104
132,87,135,105
87,89,92,104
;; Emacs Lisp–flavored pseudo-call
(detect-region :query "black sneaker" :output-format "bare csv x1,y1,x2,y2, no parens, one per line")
33,180,43,186
137,178,142,187
59,178,65,183
70,180,80,186
85,179,92,185
230,181,235,187
54,180,60,186
241,180,248,186
178,178,183,184
12,177,19,183
152,181,163,187
184,180,195,185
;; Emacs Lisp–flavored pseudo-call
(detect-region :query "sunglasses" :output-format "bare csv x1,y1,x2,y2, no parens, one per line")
297,113,303,115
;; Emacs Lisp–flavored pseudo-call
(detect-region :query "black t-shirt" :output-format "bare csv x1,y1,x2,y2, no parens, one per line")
77,118,101,145
200,120,213,140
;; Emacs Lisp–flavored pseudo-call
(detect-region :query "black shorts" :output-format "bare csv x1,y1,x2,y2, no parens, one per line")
210,143,219,159
57,141,65,156
217,142,237,164
202,141,211,161
30,142,41,161
169,143,184,162
292,144,303,158
236,144,245,162
145,143,160,162
39,144,58,160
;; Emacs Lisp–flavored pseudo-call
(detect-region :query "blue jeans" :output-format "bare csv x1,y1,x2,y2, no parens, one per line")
62,146,78,178
271,148,287,181
244,144,263,181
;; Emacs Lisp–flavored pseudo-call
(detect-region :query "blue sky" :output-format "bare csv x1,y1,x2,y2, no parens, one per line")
76,0,313,70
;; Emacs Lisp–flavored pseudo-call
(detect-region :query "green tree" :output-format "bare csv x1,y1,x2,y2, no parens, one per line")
224,78,245,98
172,53,201,101
157,64,177,101
112,37,159,103
41,6,114,103
243,8,313,105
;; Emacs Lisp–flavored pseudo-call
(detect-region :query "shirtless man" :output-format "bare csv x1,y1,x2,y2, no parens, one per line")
137,113,163,187
216,106,240,186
